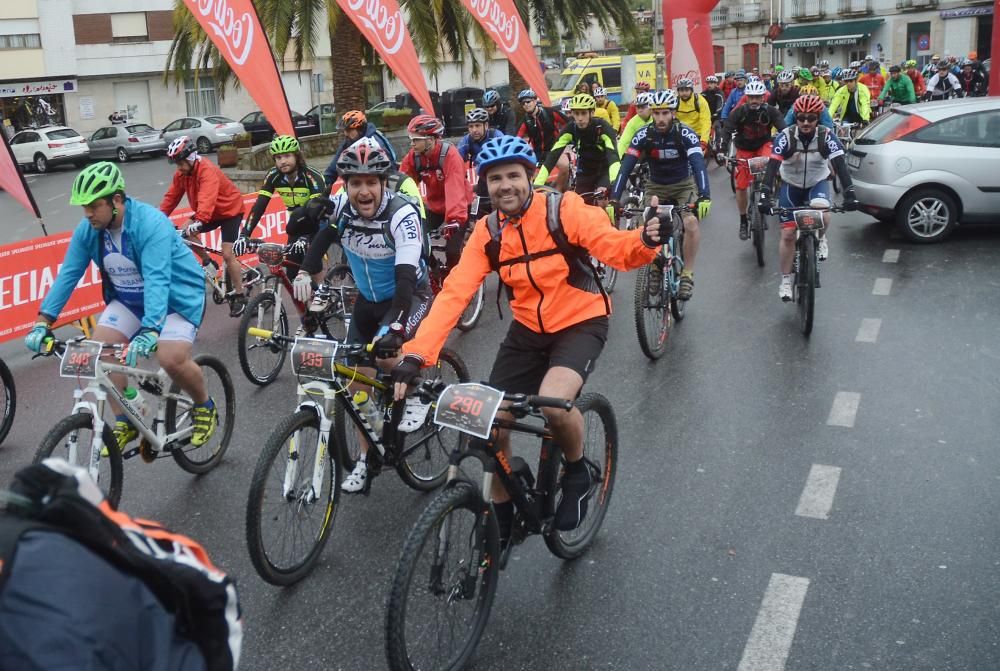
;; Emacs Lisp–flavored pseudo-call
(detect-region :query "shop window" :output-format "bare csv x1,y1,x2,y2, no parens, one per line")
742,43,760,71
185,77,219,116
0,34,42,49
112,12,148,43
714,46,726,73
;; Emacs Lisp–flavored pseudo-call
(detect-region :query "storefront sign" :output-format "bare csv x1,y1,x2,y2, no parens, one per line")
940,7,992,18
78,96,95,120
0,79,78,99
781,36,862,49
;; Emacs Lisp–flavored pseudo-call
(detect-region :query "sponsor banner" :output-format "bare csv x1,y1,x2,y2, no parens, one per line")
0,124,41,219
0,195,288,344
939,6,992,18
662,0,718,91
184,0,294,136
460,0,552,106
337,0,435,115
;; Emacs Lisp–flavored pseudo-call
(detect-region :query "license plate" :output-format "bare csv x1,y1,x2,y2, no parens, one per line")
60,340,102,379
433,383,504,439
847,154,861,169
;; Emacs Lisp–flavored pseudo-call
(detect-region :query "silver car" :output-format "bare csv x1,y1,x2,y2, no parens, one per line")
847,97,1000,243
159,115,245,154
87,124,167,162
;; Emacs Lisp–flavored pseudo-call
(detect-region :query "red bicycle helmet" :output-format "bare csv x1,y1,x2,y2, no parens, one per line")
635,81,651,92
407,114,445,138
792,95,824,115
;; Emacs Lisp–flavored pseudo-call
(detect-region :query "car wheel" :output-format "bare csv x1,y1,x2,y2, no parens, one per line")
196,136,212,154
74,159,87,168
116,147,129,162
895,187,957,244
34,154,48,173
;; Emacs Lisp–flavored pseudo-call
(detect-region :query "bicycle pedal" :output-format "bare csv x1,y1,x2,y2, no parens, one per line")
139,438,156,463
121,446,142,460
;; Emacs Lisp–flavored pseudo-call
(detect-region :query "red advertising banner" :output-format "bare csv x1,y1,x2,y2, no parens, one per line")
183,0,294,136
0,125,42,221
336,0,435,115
0,195,288,344
662,0,718,91
992,0,999,95
460,0,551,106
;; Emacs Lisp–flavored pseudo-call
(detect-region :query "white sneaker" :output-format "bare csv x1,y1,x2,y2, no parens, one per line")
341,459,367,493
817,237,829,261
779,275,794,302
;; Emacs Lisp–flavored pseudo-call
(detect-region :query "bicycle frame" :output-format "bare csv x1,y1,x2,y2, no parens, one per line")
184,238,265,299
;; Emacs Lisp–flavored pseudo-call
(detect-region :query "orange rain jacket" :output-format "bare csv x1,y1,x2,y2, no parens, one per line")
159,158,244,223
402,191,657,365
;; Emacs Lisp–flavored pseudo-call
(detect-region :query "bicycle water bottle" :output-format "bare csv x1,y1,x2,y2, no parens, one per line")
123,386,148,418
353,390,383,435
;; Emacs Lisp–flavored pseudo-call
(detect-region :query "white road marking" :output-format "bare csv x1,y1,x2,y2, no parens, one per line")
795,465,842,520
738,573,811,671
872,278,892,296
45,192,67,202
855,318,882,343
827,392,861,428
882,249,900,263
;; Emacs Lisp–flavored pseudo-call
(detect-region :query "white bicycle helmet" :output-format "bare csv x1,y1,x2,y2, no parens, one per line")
635,92,653,106
776,70,795,84
745,80,768,96
649,89,678,110
676,78,695,89
592,85,607,97
840,69,858,81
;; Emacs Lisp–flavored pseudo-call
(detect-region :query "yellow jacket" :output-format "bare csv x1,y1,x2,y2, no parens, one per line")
597,100,620,130
594,107,611,125
674,93,711,145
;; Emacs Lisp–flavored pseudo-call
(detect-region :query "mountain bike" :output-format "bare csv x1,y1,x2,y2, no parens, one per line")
728,155,770,267
630,203,689,360
385,380,617,670
244,327,470,586
428,223,484,332
0,357,14,446
183,237,265,316
33,337,235,509
772,205,846,336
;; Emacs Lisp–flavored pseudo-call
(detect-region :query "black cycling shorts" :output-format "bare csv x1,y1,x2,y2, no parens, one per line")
488,316,609,395
202,214,242,243
575,171,611,198
346,289,433,346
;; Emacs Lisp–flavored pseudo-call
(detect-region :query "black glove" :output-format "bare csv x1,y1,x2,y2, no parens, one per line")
842,187,859,211
757,187,774,215
304,195,334,221
640,206,673,248
391,354,424,388
374,325,405,359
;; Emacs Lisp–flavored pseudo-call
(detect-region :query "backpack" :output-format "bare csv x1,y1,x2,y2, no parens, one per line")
0,460,241,671
412,140,453,174
784,124,832,159
371,128,398,164
483,190,609,317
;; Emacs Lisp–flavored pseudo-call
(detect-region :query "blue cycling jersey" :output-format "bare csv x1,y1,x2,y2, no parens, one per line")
611,121,710,201
456,128,504,165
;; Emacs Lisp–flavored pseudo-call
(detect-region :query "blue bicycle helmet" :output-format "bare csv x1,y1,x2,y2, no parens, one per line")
483,89,501,106
517,88,537,101
831,66,843,79
475,136,537,176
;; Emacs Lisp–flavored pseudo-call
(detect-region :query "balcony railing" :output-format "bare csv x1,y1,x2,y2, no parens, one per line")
711,7,729,27
895,0,938,8
837,0,872,14
731,3,765,23
791,0,827,19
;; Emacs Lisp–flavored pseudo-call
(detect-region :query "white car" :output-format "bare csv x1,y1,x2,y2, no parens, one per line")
160,116,245,154
9,125,90,173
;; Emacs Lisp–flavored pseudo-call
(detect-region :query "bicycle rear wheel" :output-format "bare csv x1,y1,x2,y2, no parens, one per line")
246,409,341,586
633,262,670,360
797,235,817,336
385,482,500,671
0,358,14,446
167,354,235,474
456,284,484,332
238,290,289,386
543,393,618,560
35,413,123,509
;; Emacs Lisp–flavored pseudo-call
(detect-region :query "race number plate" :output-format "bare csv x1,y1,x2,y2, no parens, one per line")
290,338,339,381
469,196,484,217
59,340,102,379
433,383,504,440
794,209,825,231
747,156,769,175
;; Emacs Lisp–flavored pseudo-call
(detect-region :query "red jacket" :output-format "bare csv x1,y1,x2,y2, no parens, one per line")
159,158,244,223
906,68,926,96
400,141,472,224
859,72,885,101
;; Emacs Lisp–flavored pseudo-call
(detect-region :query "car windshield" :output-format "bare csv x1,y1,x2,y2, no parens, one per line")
126,124,155,134
45,128,80,140
555,71,582,91
206,116,234,124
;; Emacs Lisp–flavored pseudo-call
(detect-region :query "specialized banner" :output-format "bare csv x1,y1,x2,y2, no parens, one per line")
0,195,288,344
460,0,551,106
662,0,719,91
184,0,294,136
0,126,42,222
337,0,435,115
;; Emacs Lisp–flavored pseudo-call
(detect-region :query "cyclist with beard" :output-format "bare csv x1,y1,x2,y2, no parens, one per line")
458,107,504,208
769,70,800,115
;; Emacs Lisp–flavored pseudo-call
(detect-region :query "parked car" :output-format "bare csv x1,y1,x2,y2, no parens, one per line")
87,123,166,162
238,111,320,146
365,100,397,115
9,125,89,173
847,98,1000,243
159,116,244,154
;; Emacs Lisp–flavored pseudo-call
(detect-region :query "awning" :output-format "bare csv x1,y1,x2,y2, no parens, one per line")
772,19,884,48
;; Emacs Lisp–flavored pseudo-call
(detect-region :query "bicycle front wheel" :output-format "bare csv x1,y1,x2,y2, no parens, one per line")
543,393,618,560
238,290,289,386
797,235,817,336
35,413,123,509
167,354,235,474
670,214,687,322
246,409,341,586
0,358,14,446
751,203,766,267
633,263,670,360
385,482,500,671
456,284,484,332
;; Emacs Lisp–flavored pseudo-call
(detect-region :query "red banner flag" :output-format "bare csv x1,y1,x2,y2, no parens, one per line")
337,0,435,115
460,0,551,106
183,0,294,136
0,128,42,223
991,0,1000,94
662,0,718,91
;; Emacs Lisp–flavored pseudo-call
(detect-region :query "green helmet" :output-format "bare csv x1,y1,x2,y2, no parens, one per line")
269,134,300,155
70,162,125,206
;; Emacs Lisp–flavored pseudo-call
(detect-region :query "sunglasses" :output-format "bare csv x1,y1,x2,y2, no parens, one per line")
795,114,819,123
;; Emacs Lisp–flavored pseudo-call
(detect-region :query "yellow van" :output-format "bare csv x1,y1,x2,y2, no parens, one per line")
551,54,658,106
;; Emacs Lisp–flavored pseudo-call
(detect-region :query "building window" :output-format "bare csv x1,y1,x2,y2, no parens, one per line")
111,12,148,43
849,49,865,65
714,45,726,73
742,43,760,71
0,34,42,49
185,77,219,116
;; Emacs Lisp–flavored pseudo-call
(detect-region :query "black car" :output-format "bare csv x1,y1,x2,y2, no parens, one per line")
239,111,320,146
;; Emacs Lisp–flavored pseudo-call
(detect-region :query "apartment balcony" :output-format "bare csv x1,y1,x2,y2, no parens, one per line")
711,7,729,28
895,0,938,9
791,0,827,20
731,3,766,24
838,0,873,16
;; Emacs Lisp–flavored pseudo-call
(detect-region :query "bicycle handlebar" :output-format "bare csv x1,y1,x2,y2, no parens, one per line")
414,379,573,415
246,328,373,356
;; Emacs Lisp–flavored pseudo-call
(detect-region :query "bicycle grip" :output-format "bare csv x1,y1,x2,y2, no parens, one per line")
529,396,574,411
247,327,273,339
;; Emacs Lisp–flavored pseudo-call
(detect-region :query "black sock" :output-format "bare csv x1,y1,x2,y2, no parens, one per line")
740,214,748,224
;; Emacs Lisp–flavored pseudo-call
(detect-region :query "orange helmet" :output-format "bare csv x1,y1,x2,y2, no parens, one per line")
341,110,367,130
792,95,824,115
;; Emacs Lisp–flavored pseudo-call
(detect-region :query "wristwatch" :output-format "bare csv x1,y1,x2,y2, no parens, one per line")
388,322,404,333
